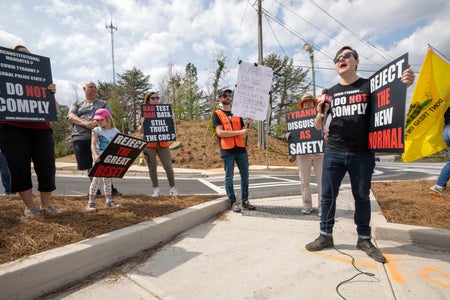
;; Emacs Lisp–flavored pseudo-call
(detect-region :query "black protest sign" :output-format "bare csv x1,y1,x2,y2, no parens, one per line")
0,46,57,121
368,53,408,152
286,108,324,155
88,133,147,178
141,104,176,142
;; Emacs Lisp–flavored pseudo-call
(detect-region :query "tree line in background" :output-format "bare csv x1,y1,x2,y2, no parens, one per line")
53,53,310,158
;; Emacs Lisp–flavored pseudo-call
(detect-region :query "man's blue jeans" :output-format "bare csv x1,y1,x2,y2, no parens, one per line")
222,152,249,204
436,125,450,187
320,148,375,239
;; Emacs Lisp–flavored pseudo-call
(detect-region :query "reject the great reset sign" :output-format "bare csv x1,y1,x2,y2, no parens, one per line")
88,133,147,178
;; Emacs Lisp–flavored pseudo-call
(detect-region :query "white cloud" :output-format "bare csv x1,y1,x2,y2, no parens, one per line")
0,0,449,106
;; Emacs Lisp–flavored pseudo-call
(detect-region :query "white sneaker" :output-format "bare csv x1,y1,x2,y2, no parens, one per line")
430,185,445,194
301,207,313,214
318,207,322,217
169,187,179,196
152,187,160,197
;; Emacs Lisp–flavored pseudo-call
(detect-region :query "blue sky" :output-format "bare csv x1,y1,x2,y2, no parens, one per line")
1,0,449,107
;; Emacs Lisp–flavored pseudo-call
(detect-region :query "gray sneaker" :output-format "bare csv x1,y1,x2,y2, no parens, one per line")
42,205,61,216
24,208,41,218
231,202,241,213
242,201,256,210
357,239,387,263
305,234,334,251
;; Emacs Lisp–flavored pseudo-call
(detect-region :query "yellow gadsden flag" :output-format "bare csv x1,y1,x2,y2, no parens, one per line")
402,46,450,162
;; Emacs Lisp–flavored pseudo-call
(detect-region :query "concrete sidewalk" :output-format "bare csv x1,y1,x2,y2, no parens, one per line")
1,188,448,299
0,162,449,299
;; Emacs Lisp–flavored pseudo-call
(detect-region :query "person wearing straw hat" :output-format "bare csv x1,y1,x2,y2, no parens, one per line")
286,93,323,216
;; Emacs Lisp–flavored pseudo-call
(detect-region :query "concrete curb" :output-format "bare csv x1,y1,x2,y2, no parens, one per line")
370,191,450,251
0,198,229,300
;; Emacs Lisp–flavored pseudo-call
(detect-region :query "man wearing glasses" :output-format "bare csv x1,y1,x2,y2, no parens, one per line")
306,46,415,263
68,81,122,196
212,89,256,213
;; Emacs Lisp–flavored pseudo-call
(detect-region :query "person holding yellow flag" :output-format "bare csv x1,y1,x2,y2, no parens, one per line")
402,46,450,162
431,107,450,194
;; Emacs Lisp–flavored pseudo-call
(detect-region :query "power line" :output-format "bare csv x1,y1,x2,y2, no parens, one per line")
264,14,288,57
257,6,334,60
305,0,394,64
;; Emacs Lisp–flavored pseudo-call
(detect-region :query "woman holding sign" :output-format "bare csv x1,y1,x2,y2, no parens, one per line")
140,92,178,197
286,93,324,216
0,45,60,217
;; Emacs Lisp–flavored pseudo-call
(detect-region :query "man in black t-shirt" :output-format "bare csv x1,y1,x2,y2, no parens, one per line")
305,46,415,263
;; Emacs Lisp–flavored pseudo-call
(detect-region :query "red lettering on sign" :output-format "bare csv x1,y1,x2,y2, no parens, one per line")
368,127,403,149
92,165,126,178
25,85,47,98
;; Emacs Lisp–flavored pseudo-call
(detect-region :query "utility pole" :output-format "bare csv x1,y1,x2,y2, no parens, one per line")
257,0,265,149
105,17,118,84
303,43,316,98
257,0,269,167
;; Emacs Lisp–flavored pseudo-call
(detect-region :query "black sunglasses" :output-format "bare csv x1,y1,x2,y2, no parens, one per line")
150,96,160,100
333,52,354,64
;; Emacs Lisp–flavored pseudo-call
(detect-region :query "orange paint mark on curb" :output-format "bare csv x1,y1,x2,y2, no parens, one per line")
304,250,377,269
384,254,406,284
420,267,450,290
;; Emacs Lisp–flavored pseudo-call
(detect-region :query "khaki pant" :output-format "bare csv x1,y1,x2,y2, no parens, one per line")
296,153,323,209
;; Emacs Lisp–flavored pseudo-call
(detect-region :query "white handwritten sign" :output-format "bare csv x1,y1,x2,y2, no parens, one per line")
231,61,273,121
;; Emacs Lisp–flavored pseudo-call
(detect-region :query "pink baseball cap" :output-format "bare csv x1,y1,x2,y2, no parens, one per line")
93,108,112,120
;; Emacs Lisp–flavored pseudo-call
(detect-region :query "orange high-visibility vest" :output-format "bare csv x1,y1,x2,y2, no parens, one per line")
146,141,169,148
215,110,245,149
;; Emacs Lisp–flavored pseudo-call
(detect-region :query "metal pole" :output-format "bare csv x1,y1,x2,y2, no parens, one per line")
105,18,118,85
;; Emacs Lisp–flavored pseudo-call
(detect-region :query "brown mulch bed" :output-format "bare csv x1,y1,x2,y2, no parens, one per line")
1,119,449,266
0,195,218,265
371,179,450,230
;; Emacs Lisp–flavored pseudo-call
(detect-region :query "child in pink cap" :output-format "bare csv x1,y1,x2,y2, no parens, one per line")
86,108,121,211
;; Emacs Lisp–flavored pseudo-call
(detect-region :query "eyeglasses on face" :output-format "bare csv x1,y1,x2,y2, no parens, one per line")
150,96,160,100
333,52,354,64
222,94,232,98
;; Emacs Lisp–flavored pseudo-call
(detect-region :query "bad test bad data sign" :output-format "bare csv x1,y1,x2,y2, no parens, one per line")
141,104,176,142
